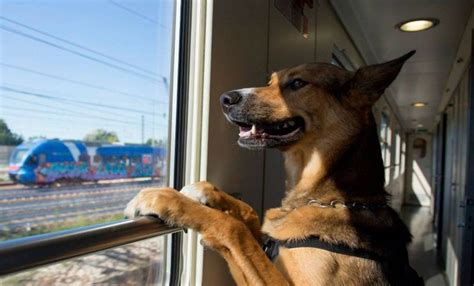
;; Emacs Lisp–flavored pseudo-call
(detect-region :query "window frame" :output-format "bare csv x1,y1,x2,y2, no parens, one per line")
166,0,193,284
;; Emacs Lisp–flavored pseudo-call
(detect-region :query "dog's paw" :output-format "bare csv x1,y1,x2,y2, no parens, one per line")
180,181,216,205
124,187,179,220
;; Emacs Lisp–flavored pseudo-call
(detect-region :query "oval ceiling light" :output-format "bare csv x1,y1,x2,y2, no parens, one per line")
396,18,439,32
412,102,428,107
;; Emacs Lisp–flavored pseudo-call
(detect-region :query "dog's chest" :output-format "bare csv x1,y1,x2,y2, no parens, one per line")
274,247,385,285
274,247,337,285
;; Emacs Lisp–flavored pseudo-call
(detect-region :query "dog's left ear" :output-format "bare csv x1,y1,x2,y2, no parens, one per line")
345,50,415,108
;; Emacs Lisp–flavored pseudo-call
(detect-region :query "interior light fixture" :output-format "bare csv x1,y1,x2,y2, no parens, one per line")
417,124,424,128
412,102,428,107
396,18,439,32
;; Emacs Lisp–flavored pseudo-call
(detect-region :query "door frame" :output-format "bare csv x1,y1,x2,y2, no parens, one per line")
434,114,447,257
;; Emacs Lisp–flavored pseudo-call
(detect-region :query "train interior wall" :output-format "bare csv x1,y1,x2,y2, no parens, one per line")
434,64,471,286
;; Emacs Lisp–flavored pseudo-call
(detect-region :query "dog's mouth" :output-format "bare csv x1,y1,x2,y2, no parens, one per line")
232,116,305,149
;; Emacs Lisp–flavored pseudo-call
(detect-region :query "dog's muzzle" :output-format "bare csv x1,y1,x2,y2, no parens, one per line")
220,89,305,150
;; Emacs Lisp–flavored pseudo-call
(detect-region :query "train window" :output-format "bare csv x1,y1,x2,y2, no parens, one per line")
1,236,166,285
0,0,177,283
380,112,392,185
10,149,28,164
27,155,38,166
393,131,402,180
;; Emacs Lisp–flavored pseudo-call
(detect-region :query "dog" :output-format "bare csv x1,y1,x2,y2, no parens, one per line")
125,51,423,285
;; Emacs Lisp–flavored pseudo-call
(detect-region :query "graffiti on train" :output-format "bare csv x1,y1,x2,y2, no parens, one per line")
8,139,167,185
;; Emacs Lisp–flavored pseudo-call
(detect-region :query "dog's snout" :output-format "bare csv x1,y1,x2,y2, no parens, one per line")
220,91,242,109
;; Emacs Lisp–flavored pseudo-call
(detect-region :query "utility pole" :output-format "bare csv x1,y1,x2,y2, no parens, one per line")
141,115,144,144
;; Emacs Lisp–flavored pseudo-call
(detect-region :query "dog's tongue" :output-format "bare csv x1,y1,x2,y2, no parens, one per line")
239,125,264,138
239,128,251,137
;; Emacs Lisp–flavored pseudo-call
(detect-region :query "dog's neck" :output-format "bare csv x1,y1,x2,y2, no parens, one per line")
281,114,387,209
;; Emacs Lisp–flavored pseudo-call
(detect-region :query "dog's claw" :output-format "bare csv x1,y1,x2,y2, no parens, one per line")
146,213,160,219
134,209,141,217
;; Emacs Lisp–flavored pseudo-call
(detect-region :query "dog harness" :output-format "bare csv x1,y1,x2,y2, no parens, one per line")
262,199,390,261
263,236,383,262
262,199,425,285
263,236,424,285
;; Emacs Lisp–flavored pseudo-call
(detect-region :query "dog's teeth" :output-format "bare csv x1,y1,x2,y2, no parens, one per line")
282,123,288,129
288,120,295,127
251,125,257,135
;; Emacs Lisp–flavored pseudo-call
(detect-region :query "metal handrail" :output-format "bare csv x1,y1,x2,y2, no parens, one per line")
0,216,182,276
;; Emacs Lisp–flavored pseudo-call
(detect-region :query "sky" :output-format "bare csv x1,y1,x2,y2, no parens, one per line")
0,0,175,144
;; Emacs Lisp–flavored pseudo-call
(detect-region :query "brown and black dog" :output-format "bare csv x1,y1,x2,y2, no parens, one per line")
125,51,423,285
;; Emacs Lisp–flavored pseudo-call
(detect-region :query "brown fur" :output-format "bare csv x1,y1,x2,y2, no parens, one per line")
125,51,417,285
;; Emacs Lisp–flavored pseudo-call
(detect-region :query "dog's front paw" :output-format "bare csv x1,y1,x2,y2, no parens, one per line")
180,181,217,205
124,187,180,221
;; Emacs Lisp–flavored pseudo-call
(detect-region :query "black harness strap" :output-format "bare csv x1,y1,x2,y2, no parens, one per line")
263,236,425,286
263,236,383,262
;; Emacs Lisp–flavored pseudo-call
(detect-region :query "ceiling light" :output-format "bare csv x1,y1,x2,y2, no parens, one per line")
412,102,428,107
417,124,424,128
396,18,439,32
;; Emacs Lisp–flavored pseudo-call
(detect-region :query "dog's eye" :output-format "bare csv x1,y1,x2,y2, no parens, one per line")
288,79,307,91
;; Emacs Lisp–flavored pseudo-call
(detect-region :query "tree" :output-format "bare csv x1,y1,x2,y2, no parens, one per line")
145,138,167,148
28,135,47,141
0,119,23,146
84,129,119,144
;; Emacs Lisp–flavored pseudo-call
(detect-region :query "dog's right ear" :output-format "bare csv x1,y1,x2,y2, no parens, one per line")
345,51,415,108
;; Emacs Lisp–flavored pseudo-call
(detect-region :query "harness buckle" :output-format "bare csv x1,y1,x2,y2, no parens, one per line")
329,200,348,208
307,199,331,208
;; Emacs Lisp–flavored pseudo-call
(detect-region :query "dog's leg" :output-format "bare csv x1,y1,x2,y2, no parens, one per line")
180,181,262,242
124,187,288,286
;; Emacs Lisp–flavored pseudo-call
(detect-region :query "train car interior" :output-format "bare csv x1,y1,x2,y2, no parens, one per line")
0,0,474,285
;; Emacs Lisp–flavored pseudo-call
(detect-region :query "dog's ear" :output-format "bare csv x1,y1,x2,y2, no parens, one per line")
345,50,415,108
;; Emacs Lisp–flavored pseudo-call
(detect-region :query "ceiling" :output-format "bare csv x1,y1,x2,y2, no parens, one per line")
331,0,474,131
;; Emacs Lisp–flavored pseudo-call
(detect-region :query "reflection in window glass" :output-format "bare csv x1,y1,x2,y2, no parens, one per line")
0,0,175,241
0,236,166,285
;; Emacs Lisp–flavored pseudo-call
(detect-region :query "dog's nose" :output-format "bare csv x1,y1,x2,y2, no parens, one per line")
220,91,242,109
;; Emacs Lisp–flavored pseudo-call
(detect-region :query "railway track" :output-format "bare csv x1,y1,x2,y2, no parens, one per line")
0,179,159,200
1,205,126,233
0,180,166,239
0,192,136,222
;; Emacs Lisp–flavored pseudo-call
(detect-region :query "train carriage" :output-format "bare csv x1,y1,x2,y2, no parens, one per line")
8,139,166,185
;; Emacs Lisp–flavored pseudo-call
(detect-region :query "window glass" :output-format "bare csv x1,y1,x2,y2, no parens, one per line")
9,149,28,165
0,236,166,285
0,0,175,242
393,131,401,180
380,112,391,185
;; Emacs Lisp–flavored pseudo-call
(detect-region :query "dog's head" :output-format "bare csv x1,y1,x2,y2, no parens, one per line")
220,51,415,150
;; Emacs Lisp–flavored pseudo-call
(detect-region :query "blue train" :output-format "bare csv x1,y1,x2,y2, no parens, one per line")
8,139,167,185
